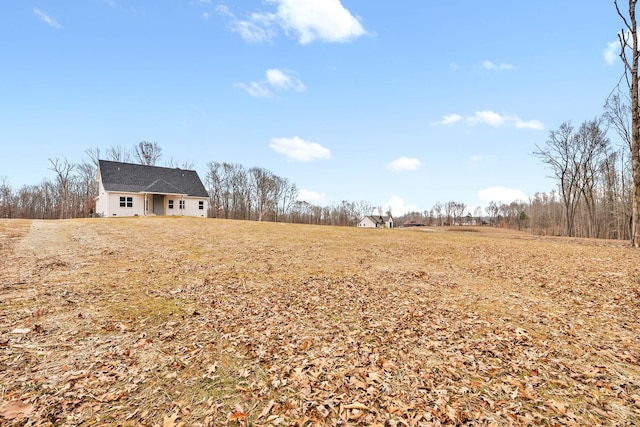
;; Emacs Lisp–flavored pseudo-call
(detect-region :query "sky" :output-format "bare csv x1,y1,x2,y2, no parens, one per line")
0,1,629,215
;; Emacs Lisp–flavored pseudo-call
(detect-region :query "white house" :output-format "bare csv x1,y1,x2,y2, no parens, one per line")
95,160,209,217
358,215,393,228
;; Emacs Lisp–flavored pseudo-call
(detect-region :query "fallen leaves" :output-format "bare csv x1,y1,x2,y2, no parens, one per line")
0,400,33,420
1,218,640,425
228,404,248,424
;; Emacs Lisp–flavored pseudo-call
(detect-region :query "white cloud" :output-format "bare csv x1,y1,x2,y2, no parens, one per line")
272,0,367,44
215,5,276,43
434,111,544,130
483,60,515,71
232,16,277,44
478,187,527,203
513,117,545,130
431,113,462,126
297,189,327,204
234,81,272,98
604,40,618,65
386,157,421,172
605,31,635,65
383,195,418,216
33,9,62,29
469,155,485,163
266,69,306,92
269,136,331,161
218,0,367,44
468,110,506,127
236,69,305,97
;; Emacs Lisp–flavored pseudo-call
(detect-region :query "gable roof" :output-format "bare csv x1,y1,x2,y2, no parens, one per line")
98,160,209,197
361,215,393,224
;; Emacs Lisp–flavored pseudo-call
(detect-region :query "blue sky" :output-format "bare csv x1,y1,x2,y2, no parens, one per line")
0,1,627,215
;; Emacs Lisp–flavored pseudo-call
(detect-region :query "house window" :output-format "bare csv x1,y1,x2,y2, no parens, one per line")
179,200,185,210
119,196,133,208
199,201,204,210
168,200,174,209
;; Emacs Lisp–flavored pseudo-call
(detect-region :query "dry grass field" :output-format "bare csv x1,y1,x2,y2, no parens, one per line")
1,218,640,426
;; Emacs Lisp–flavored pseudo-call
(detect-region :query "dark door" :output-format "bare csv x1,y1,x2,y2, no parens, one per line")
153,195,164,215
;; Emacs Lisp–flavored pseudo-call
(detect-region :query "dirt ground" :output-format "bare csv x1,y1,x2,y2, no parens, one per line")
1,218,639,426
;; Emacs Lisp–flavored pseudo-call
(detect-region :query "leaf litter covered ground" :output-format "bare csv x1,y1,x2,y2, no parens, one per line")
1,218,640,426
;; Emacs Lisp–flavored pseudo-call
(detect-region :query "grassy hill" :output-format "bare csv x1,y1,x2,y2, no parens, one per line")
1,218,639,425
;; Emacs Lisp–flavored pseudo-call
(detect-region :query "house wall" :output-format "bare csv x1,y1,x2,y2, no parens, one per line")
104,193,146,217
165,196,208,217
98,194,208,217
358,218,377,228
95,179,109,216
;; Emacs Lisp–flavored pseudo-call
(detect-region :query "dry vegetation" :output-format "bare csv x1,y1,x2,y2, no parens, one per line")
1,218,640,426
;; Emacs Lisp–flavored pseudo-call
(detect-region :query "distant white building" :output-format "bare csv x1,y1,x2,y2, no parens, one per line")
358,215,393,228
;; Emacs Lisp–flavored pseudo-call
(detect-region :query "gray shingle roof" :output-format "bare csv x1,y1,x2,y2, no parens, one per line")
363,215,392,224
98,160,209,197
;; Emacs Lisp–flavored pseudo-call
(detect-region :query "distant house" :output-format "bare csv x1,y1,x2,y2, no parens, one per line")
95,160,209,217
403,217,426,227
358,215,393,228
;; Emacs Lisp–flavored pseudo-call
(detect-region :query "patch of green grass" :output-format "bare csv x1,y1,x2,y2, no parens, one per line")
108,295,190,324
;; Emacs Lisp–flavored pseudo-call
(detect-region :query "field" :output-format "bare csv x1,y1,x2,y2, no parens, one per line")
1,218,640,426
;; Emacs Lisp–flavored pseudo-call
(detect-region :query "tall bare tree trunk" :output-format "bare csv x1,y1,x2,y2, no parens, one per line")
616,0,640,246
631,4,640,246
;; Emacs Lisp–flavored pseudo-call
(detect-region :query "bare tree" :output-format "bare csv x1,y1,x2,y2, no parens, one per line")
249,167,278,221
453,202,467,225
49,157,75,219
273,177,297,222
473,206,483,225
431,201,443,226
133,141,162,166
166,157,195,170
604,91,632,149
534,120,610,237
575,119,611,237
354,200,374,223
76,160,98,216
444,201,455,225
615,0,640,246
105,145,131,162
485,201,499,226
0,177,13,218
533,122,581,236
84,147,101,167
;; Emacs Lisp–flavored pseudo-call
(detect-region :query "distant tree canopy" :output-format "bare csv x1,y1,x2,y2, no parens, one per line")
533,119,612,238
0,128,635,240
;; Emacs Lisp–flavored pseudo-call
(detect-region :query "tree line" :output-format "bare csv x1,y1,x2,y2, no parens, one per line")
204,161,376,225
0,141,379,226
0,128,635,240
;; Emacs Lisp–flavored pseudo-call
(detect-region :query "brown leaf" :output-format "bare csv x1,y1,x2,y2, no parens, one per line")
162,411,179,427
343,402,369,411
0,400,33,420
228,404,248,423
258,400,275,419
547,399,566,415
